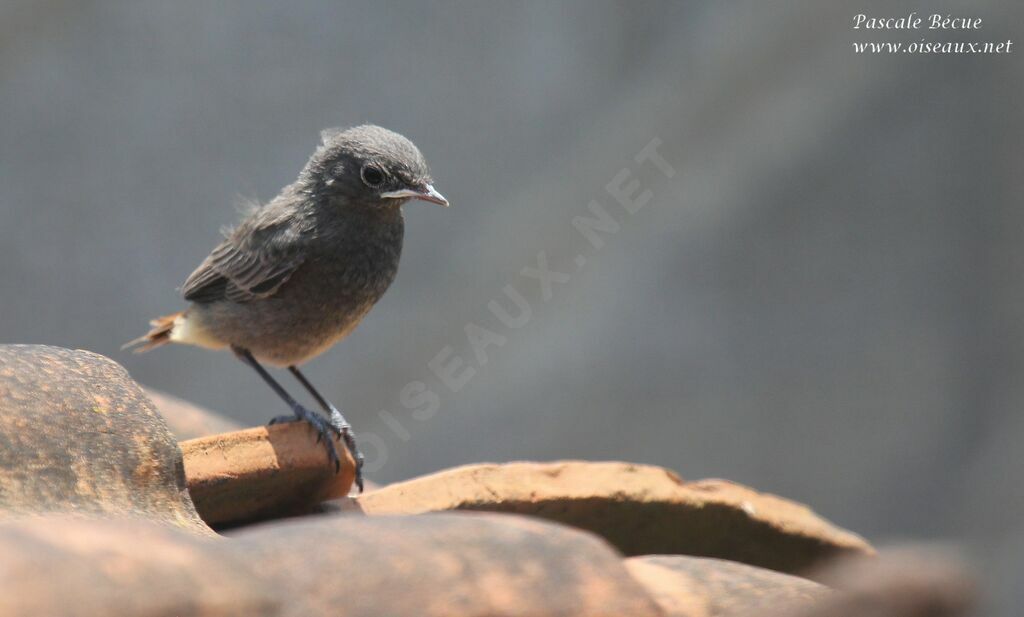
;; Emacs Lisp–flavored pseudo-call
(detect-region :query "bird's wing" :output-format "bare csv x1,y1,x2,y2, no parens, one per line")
181,223,305,304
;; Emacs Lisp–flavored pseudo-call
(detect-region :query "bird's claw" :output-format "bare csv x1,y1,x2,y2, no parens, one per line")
327,408,365,493
267,405,363,491
268,406,342,473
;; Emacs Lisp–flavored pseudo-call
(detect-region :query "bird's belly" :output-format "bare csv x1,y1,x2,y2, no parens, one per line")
191,295,376,367
188,239,400,367
280,300,375,364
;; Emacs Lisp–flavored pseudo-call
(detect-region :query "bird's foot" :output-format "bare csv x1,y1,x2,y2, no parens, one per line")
325,407,365,494
269,405,341,473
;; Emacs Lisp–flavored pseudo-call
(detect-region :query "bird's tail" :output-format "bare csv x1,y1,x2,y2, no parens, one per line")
122,311,183,353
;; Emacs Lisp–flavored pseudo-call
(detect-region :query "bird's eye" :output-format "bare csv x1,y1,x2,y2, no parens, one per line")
360,165,386,187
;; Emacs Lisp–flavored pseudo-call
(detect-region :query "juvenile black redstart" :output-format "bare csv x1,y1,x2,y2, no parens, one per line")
126,125,448,491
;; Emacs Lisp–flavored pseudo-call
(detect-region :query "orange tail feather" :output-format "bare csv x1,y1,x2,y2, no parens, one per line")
122,311,182,353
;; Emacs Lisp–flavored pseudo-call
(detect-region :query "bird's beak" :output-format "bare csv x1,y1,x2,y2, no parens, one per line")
381,184,449,207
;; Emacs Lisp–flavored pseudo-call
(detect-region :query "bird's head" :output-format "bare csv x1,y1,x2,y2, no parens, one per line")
306,124,448,210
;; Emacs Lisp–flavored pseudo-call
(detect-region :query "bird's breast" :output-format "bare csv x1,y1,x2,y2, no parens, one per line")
293,216,403,327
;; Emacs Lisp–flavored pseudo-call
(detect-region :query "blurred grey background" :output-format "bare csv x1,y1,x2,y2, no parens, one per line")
1,0,1020,611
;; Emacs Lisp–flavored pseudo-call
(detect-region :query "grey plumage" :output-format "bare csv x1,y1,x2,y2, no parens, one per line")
129,124,445,366
126,125,447,487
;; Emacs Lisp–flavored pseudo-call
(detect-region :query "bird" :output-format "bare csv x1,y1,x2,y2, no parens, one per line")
125,125,448,492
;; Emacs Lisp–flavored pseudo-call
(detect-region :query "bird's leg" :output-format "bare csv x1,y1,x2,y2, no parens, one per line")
231,346,341,473
288,366,365,493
